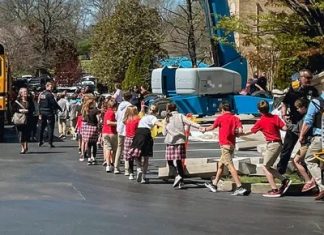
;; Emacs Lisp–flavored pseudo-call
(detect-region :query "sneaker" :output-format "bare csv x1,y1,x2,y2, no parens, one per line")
141,177,147,184
205,182,217,193
178,182,185,189
114,168,120,174
129,173,135,180
79,157,84,162
263,189,282,198
173,175,182,188
87,158,93,165
279,178,292,195
124,170,130,176
106,165,111,172
38,142,44,147
136,171,143,183
232,187,248,196
109,165,114,172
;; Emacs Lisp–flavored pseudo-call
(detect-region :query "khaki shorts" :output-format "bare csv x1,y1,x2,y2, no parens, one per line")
219,146,234,166
103,134,117,151
293,145,309,159
263,142,282,168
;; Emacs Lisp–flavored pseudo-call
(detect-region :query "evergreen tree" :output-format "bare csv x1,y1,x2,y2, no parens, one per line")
91,0,163,87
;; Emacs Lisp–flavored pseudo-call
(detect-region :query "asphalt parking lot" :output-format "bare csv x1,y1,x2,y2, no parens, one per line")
0,126,323,235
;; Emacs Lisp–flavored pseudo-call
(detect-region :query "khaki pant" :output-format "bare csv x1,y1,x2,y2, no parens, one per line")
305,136,324,191
219,147,234,166
263,142,285,181
103,134,117,151
114,134,129,171
58,119,67,135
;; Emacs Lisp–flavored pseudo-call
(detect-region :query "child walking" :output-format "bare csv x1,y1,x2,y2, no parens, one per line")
102,97,118,172
202,102,248,196
75,110,83,158
128,105,163,183
291,98,315,192
81,98,100,165
123,106,141,180
247,100,290,197
163,103,202,189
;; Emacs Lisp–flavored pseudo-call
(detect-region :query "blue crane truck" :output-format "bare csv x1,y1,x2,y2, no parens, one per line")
147,0,272,117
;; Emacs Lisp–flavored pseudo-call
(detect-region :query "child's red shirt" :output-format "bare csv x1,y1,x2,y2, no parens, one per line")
125,116,140,138
76,115,83,130
102,108,117,134
251,113,285,142
213,112,242,146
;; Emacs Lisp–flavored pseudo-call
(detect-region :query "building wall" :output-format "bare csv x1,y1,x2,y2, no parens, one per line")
228,0,287,82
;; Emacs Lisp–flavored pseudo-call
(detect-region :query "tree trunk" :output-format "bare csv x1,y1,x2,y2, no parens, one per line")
187,0,198,68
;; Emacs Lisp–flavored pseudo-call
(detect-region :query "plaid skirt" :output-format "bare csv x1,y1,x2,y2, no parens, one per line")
81,122,98,143
123,136,134,160
128,128,153,159
165,144,186,160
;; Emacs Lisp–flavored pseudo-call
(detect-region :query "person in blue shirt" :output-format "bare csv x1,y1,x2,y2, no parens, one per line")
299,78,324,200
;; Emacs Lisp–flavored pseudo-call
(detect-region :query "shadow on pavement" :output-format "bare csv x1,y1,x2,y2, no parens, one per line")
27,151,65,154
2,126,19,143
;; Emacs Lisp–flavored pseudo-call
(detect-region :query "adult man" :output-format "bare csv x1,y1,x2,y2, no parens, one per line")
114,92,132,174
299,78,324,200
38,82,62,147
278,69,319,174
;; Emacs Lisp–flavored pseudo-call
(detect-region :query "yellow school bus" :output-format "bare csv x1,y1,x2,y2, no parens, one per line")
0,44,10,141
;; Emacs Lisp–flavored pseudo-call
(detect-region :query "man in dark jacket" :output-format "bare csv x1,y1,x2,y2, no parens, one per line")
38,82,61,147
277,69,319,174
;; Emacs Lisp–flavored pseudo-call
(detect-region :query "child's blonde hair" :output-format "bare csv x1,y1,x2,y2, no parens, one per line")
123,105,139,123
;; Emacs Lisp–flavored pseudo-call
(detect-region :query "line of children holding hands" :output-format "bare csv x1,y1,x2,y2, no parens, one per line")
204,98,315,198
76,92,317,197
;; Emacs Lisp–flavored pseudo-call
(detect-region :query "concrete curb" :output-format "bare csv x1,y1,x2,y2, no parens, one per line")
217,181,318,196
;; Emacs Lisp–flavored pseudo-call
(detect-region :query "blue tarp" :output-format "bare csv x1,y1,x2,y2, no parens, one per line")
159,57,209,68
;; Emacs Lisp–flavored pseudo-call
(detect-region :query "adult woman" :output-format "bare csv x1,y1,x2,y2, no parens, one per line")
12,88,35,154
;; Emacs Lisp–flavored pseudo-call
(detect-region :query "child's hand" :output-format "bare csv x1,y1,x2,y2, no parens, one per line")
199,127,206,133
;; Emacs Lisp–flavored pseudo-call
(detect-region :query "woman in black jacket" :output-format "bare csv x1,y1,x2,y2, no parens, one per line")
12,88,35,154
